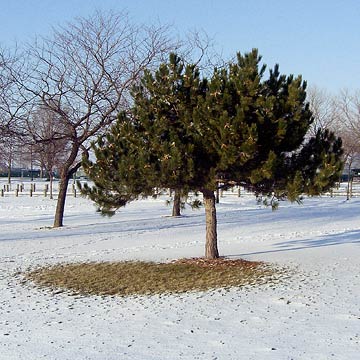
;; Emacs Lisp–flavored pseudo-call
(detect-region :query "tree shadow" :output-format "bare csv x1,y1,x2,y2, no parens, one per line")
231,229,360,257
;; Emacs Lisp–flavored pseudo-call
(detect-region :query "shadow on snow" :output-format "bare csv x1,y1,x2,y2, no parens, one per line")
235,229,360,257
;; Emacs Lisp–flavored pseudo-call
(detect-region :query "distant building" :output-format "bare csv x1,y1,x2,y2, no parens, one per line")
0,168,41,178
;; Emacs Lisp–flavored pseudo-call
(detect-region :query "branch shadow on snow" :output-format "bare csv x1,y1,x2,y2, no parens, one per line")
0,213,206,242
235,229,360,257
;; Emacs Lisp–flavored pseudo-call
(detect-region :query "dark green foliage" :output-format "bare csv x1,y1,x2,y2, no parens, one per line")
81,49,343,216
80,54,206,215
288,129,343,197
79,113,159,215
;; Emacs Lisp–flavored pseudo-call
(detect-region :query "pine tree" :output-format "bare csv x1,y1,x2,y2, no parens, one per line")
81,54,206,214
81,50,343,259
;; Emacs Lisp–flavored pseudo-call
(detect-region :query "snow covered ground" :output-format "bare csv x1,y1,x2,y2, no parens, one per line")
0,183,359,360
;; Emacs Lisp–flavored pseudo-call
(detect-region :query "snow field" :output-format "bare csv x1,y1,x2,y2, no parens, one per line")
0,187,359,359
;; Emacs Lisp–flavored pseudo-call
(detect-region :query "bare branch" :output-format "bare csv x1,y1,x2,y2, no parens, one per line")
8,10,176,226
307,85,337,137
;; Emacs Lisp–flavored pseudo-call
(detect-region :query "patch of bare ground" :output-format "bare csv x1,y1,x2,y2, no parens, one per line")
25,258,286,297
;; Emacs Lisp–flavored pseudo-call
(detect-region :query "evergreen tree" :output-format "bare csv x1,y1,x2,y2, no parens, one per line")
81,50,343,259
81,54,205,214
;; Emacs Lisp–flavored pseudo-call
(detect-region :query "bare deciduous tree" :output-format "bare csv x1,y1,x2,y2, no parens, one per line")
13,11,175,227
0,47,34,187
307,86,337,136
334,89,360,198
337,89,360,136
25,107,71,198
0,47,29,137
338,128,360,199
308,86,336,133
0,135,16,184
180,30,226,72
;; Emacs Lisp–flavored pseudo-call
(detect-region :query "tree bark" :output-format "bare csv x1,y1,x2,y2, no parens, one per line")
346,163,352,200
53,174,70,227
215,187,220,204
7,156,11,185
48,170,54,200
172,189,181,217
202,189,219,259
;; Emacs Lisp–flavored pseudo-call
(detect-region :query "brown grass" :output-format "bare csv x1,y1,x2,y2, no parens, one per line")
25,258,285,297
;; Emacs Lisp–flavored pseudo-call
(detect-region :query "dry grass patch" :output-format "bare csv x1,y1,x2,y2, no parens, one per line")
26,258,285,296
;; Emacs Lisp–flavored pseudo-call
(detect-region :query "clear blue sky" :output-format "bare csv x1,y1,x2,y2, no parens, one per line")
1,0,359,92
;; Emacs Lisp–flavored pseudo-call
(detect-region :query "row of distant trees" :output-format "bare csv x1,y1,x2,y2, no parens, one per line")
3,87,358,178
308,87,360,199
4,86,358,176
0,11,219,227
0,108,68,178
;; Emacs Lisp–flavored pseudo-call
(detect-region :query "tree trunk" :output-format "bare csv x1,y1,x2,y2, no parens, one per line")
50,172,53,200
52,142,81,227
53,175,70,227
346,163,352,200
202,189,219,259
7,159,11,185
172,189,181,217
215,187,220,204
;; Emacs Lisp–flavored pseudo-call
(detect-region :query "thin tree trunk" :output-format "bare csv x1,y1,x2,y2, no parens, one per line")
50,172,53,200
172,189,181,217
202,189,219,259
53,175,70,227
7,158,11,185
346,163,351,200
53,143,81,227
